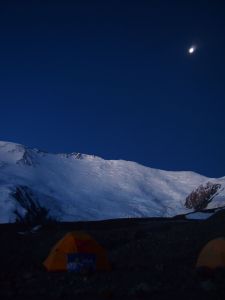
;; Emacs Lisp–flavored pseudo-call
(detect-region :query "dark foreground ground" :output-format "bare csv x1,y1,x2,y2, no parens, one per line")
1,211,225,299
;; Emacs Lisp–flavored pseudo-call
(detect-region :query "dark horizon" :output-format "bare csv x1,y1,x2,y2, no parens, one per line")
1,1,225,178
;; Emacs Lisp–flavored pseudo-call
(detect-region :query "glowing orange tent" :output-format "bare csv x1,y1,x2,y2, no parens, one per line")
196,238,225,269
43,231,110,272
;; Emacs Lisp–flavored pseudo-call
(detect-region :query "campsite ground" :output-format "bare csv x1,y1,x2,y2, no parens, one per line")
1,212,225,299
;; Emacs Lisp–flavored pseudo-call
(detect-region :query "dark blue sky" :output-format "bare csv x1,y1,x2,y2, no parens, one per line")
0,0,225,177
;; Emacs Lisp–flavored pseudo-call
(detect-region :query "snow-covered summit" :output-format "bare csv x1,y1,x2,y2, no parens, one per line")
0,140,224,223
0,141,102,166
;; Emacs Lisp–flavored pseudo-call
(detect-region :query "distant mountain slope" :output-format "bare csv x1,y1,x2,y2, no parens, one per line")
0,141,224,223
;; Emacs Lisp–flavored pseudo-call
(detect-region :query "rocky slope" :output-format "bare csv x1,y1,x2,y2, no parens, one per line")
1,212,225,299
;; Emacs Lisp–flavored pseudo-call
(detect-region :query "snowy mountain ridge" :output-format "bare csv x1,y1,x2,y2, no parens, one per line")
0,140,224,223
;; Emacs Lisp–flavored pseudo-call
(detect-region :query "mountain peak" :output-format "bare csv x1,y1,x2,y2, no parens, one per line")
0,141,27,165
0,141,101,164
59,152,102,161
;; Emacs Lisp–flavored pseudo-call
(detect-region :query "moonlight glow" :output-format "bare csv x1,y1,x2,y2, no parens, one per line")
188,46,196,54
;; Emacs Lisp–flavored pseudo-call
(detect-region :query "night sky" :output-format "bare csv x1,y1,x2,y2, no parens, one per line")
0,1,225,177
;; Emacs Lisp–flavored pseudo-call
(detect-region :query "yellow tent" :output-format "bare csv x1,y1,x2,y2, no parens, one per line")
196,238,225,269
43,231,110,272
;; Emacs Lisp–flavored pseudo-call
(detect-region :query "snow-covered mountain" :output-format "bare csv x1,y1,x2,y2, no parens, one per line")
0,140,224,223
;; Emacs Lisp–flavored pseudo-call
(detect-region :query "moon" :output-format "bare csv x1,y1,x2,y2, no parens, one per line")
188,46,196,54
